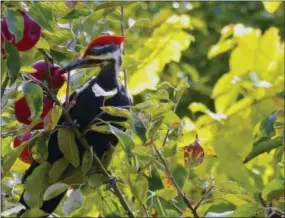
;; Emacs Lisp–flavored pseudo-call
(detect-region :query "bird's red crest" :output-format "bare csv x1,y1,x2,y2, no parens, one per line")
83,35,125,57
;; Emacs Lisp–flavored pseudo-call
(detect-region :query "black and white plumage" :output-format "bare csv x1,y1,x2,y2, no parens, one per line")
19,35,131,215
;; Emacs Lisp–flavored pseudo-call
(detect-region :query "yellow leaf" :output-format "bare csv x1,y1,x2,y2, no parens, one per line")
255,27,281,77
262,1,282,14
129,15,193,95
56,81,67,103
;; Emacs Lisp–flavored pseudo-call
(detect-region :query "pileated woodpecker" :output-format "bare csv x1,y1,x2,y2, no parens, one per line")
19,35,131,215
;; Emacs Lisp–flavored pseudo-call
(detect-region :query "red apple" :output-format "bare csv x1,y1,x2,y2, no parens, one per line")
31,60,65,89
13,132,33,164
14,96,53,129
14,10,41,51
1,10,41,52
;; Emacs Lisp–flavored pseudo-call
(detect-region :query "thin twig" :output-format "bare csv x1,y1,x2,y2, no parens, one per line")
1,76,9,99
1,130,18,138
194,186,214,211
151,85,199,217
65,19,82,108
120,6,128,92
23,74,135,218
152,141,199,218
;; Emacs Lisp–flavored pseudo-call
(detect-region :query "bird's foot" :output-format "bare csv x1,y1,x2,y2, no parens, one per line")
108,175,117,190
61,120,80,129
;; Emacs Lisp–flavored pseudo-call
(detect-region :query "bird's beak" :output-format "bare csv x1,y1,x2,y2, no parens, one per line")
59,58,102,74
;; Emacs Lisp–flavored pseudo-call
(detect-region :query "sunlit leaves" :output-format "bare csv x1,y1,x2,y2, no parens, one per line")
232,203,265,217
156,189,178,201
101,106,131,119
262,2,282,14
58,128,80,168
24,162,51,208
29,2,55,32
129,15,194,95
2,141,27,177
208,39,236,59
262,179,284,202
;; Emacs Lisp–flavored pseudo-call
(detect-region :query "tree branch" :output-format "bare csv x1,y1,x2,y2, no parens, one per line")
194,186,214,211
152,141,199,218
150,83,204,217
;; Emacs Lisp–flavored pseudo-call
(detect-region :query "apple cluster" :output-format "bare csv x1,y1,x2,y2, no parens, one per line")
1,10,66,164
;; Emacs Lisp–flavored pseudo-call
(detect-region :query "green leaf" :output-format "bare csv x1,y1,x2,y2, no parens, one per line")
22,81,43,120
35,37,50,50
156,189,178,201
29,2,54,32
146,118,163,139
101,106,132,119
24,162,51,208
88,124,111,134
109,125,134,157
6,9,24,43
244,137,283,163
174,78,190,102
151,102,175,118
63,188,84,215
276,91,285,100
4,41,21,84
262,179,284,202
252,110,279,145
29,131,50,164
62,8,90,19
81,148,93,174
20,208,48,218
232,203,265,217
60,168,86,185
87,174,107,189
2,141,27,177
48,157,70,184
43,183,69,201
94,2,132,11
131,174,148,203
58,128,80,168
262,2,282,14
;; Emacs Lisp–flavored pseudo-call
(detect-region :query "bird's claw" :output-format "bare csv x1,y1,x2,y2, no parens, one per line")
62,120,80,128
108,175,117,190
